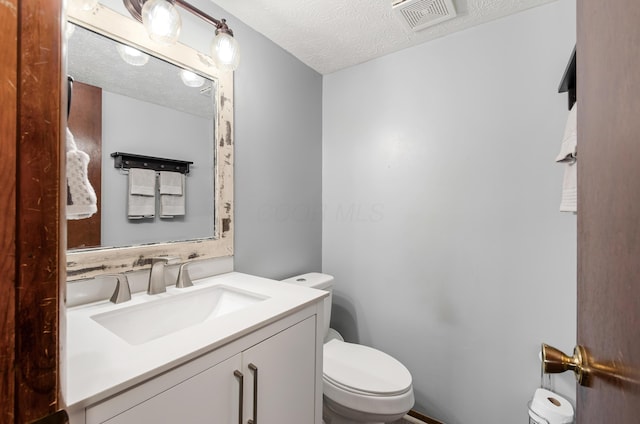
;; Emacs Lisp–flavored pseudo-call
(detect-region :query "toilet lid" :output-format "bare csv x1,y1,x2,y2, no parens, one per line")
323,339,412,396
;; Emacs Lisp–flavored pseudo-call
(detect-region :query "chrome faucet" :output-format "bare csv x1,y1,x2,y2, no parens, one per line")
147,257,172,295
105,274,131,304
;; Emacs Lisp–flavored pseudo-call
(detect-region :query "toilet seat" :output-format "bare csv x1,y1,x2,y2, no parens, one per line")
322,339,414,417
324,339,412,395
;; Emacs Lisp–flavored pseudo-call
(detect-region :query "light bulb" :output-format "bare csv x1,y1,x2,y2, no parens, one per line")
180,69,205,88
210,32,240,71
142,0,181,46
116,44,150,67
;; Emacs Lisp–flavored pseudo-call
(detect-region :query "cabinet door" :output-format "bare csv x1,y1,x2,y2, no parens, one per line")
102,354,242,424
242,317,316,424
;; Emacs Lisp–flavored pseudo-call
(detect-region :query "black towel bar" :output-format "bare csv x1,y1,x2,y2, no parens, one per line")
558,46,576,110
111,152,193,174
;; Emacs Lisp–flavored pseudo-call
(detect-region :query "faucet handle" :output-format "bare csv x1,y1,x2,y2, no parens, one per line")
104,274,131,304
176,263,194,288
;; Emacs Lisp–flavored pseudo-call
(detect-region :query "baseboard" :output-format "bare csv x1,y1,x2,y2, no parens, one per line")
407,409,444,424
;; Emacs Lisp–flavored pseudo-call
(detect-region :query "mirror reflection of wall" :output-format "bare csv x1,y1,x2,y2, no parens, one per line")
67,23,216,250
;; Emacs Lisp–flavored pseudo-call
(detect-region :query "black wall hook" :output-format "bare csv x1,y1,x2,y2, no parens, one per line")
558,47,576,110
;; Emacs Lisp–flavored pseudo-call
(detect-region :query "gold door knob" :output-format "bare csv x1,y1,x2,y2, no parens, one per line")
542,343,640,388
541,343,589,385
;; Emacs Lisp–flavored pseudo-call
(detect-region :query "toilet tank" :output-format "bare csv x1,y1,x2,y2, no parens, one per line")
282,273,333,339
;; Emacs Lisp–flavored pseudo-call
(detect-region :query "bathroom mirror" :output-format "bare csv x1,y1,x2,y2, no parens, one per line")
68,23,216,249
66,4,234,281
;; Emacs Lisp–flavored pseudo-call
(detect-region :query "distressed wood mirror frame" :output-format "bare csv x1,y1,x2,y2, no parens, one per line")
66,4,233,281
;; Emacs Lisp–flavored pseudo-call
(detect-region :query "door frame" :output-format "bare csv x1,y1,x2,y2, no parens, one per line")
0,0,65,421
0,0,19,418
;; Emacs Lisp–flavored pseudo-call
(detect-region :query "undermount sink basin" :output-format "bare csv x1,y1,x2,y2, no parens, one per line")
91,285,268,345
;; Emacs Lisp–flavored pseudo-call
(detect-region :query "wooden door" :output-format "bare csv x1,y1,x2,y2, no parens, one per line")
67,81,102,249
0,0,65,422
577,0,640,422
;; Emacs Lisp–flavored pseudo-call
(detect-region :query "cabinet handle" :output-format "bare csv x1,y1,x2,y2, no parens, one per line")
247,363,258,424
234,370,244,424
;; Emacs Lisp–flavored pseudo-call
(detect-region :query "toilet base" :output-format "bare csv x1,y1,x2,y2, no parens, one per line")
323,395,407,424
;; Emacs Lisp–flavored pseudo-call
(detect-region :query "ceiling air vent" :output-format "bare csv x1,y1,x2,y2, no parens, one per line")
392,0,457,32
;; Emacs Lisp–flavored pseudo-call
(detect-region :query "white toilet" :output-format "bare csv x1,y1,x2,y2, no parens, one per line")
283,273,414,424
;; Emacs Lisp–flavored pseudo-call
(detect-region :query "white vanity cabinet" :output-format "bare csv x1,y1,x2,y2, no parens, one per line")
81,315,319,424
99,354,242,423
241,315,316,423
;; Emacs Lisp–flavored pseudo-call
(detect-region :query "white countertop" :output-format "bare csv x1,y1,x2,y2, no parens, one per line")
65,272,326,408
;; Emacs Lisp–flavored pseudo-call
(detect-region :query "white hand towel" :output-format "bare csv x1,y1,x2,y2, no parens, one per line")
129,168,156,196
128,191,156,219
128,168,156,219
556,104,577,213
159,171,183,195
66,128,98,220
160,174,186,218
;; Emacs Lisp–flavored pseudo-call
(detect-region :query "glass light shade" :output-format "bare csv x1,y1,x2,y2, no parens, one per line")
116,44,150,67
69,0,98,11
142,0,182,46
180,69,205,88
210,32,240,71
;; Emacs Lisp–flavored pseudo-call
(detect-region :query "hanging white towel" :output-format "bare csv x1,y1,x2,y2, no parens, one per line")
160,174,186,218
556,104,577,213
66,128,97,220
128,168,156,219
129,167,156,196
159,171,183,195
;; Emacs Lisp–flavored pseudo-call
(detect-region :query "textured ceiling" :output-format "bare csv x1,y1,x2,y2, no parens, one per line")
68,23,214,118
210,0,558,74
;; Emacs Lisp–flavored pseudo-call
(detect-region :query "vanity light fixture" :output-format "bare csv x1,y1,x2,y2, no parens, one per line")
116,43,150,66
179,69,205,87
210,28,240,72
123,0,241,71
141,0,182,45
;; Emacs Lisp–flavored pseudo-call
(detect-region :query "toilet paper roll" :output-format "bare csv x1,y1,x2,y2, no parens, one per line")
528,388,574,424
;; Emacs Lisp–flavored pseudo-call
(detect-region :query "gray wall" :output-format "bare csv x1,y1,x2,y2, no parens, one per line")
322,1,577,423
185,0,324,279
229,11,324,279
